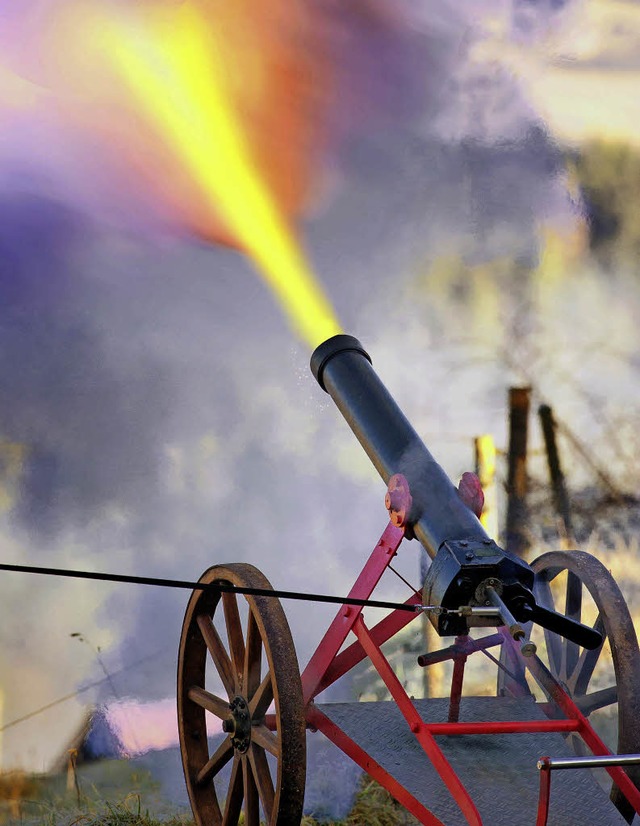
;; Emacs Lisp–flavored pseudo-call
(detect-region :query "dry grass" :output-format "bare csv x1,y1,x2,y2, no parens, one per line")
0,771,414,826
344,778,419,826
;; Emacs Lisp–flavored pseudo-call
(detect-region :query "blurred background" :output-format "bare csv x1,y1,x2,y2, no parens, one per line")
0,0,639,787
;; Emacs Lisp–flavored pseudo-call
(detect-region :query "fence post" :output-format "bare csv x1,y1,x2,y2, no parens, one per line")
66,748,81,802
506,387,531,557
538,404,573,545
474,434,498,539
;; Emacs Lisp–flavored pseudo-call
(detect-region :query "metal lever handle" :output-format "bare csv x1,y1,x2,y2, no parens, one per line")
526,604,603,650
485,587,537,657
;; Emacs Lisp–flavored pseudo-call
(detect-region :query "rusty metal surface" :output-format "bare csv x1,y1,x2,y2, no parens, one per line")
177,563,306,826
315,696,628,826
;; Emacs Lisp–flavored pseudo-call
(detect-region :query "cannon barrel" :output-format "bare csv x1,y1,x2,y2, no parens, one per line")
311,334,490,559
311,334,604,651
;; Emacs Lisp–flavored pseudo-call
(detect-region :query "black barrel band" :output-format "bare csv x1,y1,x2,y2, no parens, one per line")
310,334,372,391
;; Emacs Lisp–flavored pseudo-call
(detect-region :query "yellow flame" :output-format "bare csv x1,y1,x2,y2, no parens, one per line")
92,3,341,348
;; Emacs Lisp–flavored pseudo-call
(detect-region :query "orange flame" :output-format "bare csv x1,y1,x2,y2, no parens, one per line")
37,1,342,347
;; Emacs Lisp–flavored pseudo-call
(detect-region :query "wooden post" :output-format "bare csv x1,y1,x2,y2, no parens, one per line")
66,748,81,802
538,404,574,545
474,434,498,539
506,387,531,557
419,551,447,698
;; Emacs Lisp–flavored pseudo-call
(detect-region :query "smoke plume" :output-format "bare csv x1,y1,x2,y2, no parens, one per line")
0,0,580,772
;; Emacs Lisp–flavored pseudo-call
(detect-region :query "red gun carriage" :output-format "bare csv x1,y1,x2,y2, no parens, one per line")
177,335,640,826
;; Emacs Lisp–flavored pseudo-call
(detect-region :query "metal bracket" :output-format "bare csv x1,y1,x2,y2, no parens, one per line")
385,473,412,529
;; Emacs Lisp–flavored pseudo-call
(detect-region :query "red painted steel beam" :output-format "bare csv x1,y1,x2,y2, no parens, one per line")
352,614,484,826
536,759,552,826
448,644,467,723
417,633,504,667
301,522,404,704
525,648,640,816
424,720,580,736
315,592,422,695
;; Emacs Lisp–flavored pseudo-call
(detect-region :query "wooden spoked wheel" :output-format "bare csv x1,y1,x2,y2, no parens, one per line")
177,563,306,825
530,551,640,822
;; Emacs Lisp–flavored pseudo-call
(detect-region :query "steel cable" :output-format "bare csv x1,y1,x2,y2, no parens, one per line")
0,561,422,613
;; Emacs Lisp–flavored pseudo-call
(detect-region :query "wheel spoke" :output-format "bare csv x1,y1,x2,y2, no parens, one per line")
543,627,564,682
249,671,274,719
197,614,235,698
222,757,243,825
251,723,280,758
248,744,275,822
575,685,618,716
210,791,223,823
188,686,231,720
242,754,260,826
196,738,234,786
564,571,583,624
223,592,246,689
563,571,583,678
535,576,563,677
244,610,263,701
571,613,605,694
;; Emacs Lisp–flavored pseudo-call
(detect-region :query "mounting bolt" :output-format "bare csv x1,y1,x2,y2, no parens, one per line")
460,540,468,547
483,539,492,545
385,474,412,529
465,552,474,560
410,722,420,734
222,720,234,733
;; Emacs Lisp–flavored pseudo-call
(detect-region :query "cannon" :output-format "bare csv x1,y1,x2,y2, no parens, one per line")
177,334,640,825
310,335,603,649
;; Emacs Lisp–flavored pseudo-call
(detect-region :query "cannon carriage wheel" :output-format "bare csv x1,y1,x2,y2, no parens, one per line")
529,551,640,821
177,563,306,826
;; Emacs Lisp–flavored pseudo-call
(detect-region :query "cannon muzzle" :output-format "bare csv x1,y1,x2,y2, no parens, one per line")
311,334,488,558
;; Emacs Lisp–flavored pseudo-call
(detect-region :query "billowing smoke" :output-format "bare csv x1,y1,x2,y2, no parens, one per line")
0,195,171,533
0,0,581,773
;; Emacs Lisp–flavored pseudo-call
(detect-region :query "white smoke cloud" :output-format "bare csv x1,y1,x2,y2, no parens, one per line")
0,0,585,774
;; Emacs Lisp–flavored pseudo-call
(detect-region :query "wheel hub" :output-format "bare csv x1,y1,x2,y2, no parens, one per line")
222,695,251,753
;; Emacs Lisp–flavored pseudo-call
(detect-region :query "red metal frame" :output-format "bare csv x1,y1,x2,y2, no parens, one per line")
536,759,552,826
299,521,640,826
